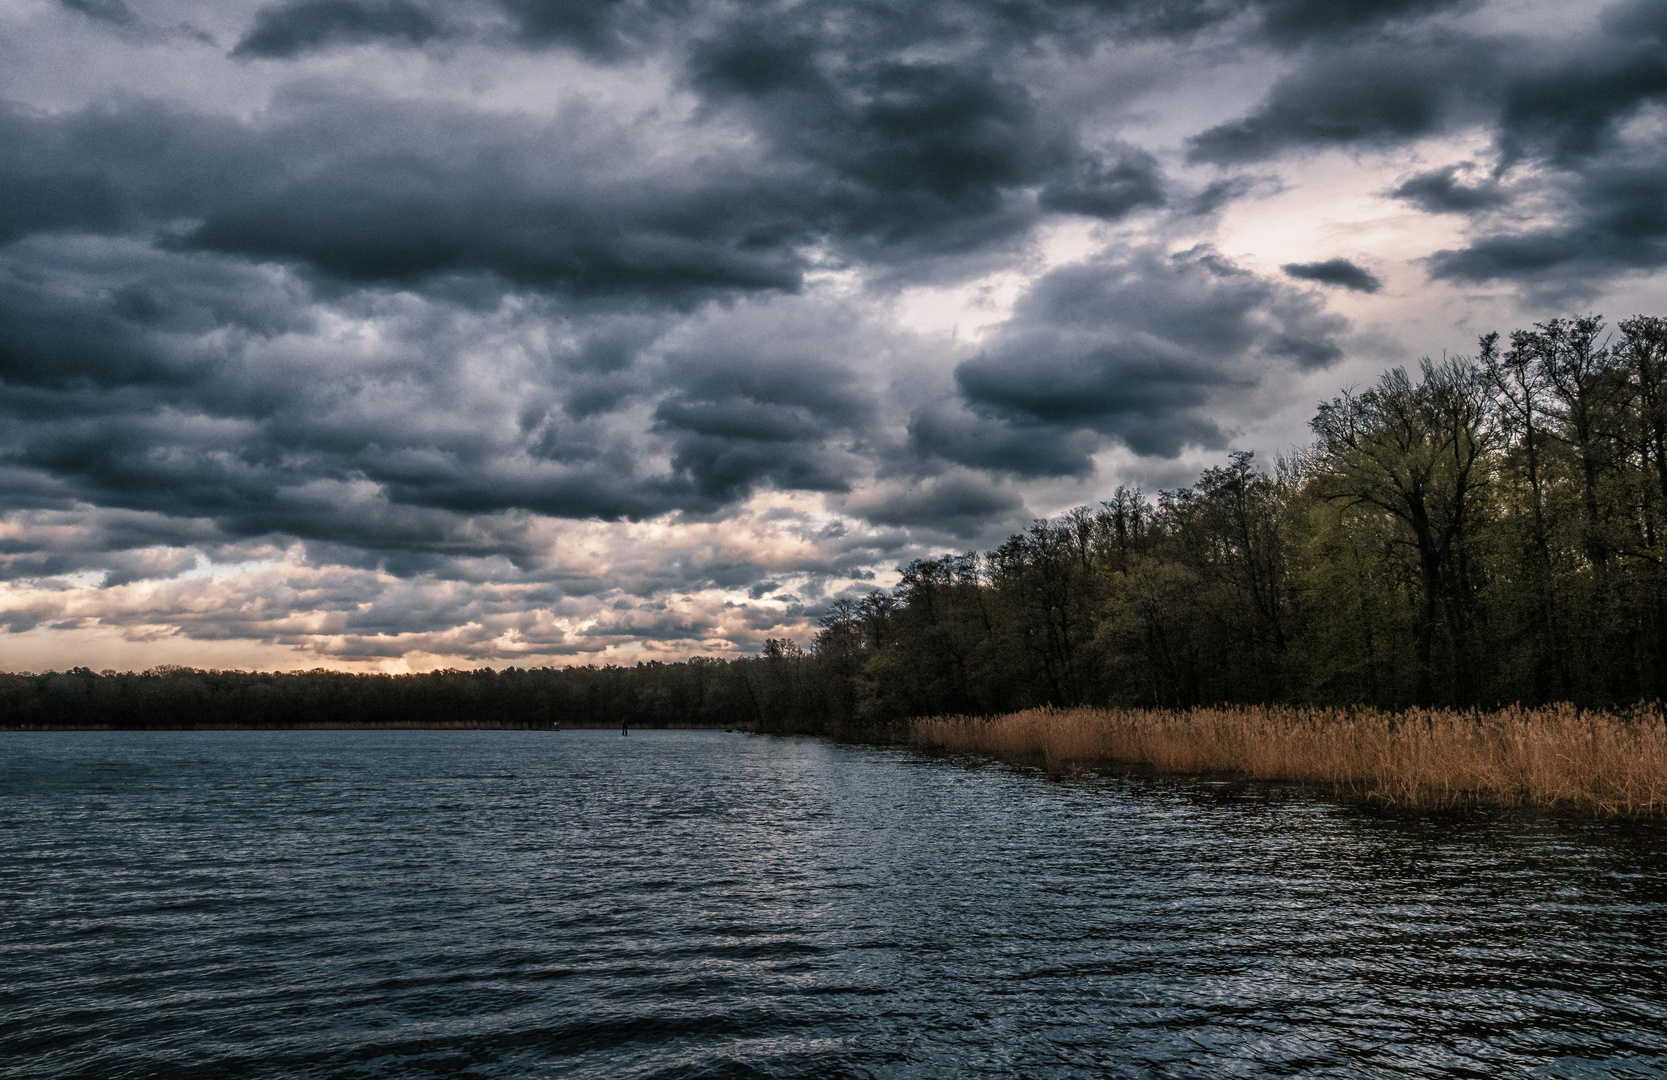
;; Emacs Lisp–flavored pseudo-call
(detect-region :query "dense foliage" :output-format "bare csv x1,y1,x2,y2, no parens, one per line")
7,315,1667,733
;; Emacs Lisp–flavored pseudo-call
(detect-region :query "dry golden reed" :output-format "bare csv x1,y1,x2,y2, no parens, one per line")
911,705,1667,815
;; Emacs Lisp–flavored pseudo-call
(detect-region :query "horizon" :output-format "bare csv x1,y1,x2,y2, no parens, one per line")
3,0,1664,673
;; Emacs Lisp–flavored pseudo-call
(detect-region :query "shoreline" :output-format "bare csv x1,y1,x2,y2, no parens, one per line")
911,705,1667,818
0,722,748,732
12,706,1665,819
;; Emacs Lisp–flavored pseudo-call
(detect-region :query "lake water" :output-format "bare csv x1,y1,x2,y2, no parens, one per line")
2,729,1665,1079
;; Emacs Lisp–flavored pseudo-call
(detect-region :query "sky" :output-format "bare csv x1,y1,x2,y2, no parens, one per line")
1,0,1664,672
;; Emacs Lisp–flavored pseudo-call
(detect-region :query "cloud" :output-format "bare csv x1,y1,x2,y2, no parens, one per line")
1427,131,1667,287
1389,166,1509,213
1282,258,1382,292
2,0,1662,668
0,94,810,301
1184,4,1666,295
1191,2,1665,169
1038,146,1167,220
947,246,1347,460
58,0,136,27
906,406,1101,479
1494,1,1667,165
1188,38,1494,163
1254,0,1477,47
232,0,445,58
687,32,1075,264
1410,3,1667,289
0,56,1078,300
651,336,874,505
846,472,1026,540
177,98,811,299
492,0,694,55
0,219,913,567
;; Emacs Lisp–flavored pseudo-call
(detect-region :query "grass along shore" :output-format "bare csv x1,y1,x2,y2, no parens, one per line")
911,705,1667,816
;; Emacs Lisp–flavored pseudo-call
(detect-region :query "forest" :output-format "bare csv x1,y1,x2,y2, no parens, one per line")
6,314,1667,734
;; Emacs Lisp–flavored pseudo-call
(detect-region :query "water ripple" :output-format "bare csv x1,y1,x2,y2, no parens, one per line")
2,730,1665,1078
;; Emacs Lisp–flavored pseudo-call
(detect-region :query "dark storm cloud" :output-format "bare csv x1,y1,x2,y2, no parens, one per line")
1282,258,1382,293
493,0,691,54
1389,166,1509,213
1412,1,1667,288
687,31,1074,262
0,171,124,245
653,395,856,505
228,0,688,58
944,247,1345,462
646,310,881,505
218,0,1488,71
541,0,1481,59
0,51,1078,300
0,248,675,553
0,104,192,244
0,273,189,391
0,235,881,572
58,0,136,25
1253,0,1475,47
183,168,807,299
907,406,1101,479
0,99,281,241
1356,4,1656,285
1193,0,1665,168
1188,37,1494,163
1179,0,1666,292
1493,0,1667,165
0,507,223,584
1039,146,1167,220
0,94,807,301
960,340,1237,460
0,0,1148,579
847,474,1026,540
7,0,1663,664
1427,143,1667,285
232,0,444,58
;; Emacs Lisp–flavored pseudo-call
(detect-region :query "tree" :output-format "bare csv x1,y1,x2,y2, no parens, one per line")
1309,359,1495,703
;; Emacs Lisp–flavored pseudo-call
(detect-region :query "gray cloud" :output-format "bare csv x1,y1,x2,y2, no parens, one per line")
687,33,1075,265
1282,258,1382,293
1192,2,1665,170
1039,146,1167,220
1,93,791,300
58,0,136,26
845,473,1027,540
1254,0,1477,47
906,406,1102,479
1419,9,1667,289
232,0,444,58
1495,0,1667,166
1427,143,1667,286
1182,0,1667,293
0,0,1658,666
948,246,1346,460
1389,166,1509,213
218,0,1489,66
1188,37,1495,163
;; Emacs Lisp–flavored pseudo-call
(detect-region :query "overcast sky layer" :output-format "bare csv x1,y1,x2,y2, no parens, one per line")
2,0,1663,671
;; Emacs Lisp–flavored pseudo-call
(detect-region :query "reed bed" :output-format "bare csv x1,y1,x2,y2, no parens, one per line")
911,705,1667,816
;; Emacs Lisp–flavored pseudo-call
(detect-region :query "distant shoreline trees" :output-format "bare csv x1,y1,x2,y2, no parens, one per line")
7,314,1667,733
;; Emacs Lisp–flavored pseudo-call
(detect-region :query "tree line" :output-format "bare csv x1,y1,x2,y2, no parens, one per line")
6,314,1667,733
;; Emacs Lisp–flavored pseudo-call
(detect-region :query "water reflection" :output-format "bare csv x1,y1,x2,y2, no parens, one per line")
2,729,1663,1078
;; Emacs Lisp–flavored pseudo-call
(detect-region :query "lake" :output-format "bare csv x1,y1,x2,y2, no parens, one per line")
2,729,1665,1078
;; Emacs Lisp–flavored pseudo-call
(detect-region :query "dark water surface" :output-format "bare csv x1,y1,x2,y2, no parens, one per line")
3,730,1666,1079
